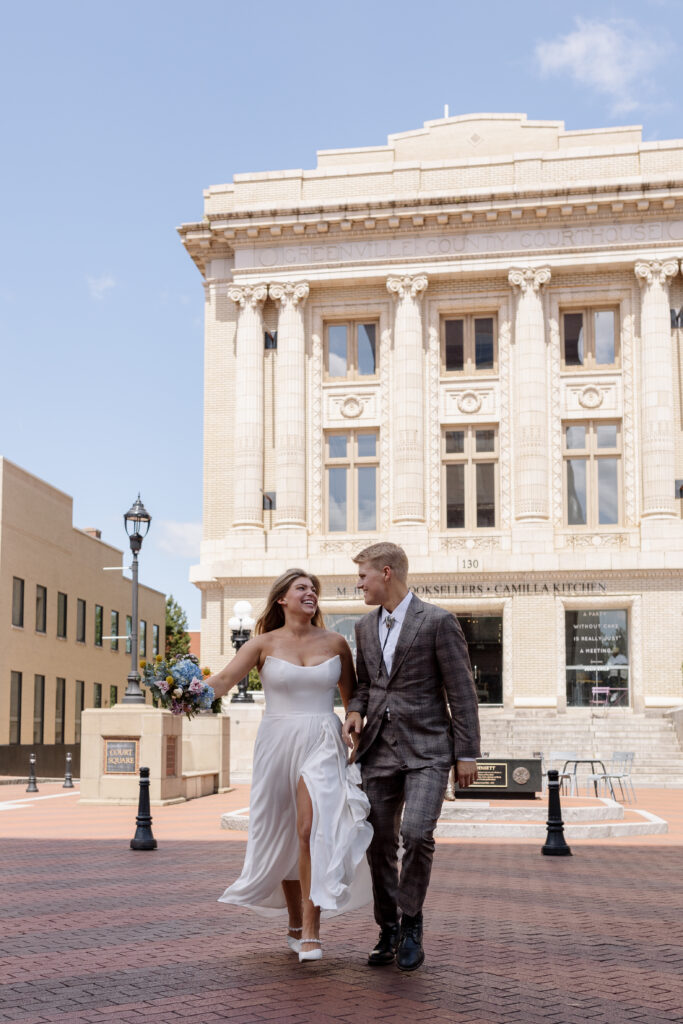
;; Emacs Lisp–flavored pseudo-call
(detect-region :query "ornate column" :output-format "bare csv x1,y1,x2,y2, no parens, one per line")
634,259,679,517
269,281,309,527
508,267,552,520
227,283,268,527
386,274,428,523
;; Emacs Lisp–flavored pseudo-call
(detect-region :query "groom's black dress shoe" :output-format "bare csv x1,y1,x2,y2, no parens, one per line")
367,924,400,966
396,912,425,972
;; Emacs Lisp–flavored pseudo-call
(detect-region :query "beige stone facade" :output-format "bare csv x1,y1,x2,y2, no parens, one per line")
1,458,166,771
180,113,683,719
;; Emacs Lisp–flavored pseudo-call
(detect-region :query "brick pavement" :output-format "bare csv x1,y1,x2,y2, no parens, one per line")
1,787,682,1024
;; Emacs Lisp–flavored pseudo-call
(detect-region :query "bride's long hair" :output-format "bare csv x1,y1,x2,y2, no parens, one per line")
255,568,325,634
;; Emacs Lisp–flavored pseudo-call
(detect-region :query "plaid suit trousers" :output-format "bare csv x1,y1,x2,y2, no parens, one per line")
361,717,451,924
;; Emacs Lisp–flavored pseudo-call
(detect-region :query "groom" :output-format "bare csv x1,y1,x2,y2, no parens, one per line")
342,542,480,972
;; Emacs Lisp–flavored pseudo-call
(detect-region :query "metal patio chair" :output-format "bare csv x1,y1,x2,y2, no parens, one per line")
548,750,580,796
585,751,636,803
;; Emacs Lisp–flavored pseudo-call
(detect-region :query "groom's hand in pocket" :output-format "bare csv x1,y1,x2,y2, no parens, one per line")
342,711,362,754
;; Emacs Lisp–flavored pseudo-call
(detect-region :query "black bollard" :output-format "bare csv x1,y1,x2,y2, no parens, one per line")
26,753,39,793
130,766,157,850
542,769,572,856
63,752,74,789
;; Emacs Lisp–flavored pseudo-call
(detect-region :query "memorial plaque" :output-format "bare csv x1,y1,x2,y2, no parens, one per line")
471,761,508,788
104,738,138,774
455,758,542,798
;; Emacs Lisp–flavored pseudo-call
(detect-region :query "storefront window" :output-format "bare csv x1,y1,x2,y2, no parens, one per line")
458,616,503,705
565,610,629,707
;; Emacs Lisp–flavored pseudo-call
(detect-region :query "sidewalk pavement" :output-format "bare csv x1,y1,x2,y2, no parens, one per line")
1,785,682,1024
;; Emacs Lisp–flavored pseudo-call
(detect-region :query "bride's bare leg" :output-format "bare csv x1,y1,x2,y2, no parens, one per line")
281,879,303,936
296,776,321,951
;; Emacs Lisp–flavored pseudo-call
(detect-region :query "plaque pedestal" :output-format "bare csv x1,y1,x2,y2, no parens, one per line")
80,706,184,806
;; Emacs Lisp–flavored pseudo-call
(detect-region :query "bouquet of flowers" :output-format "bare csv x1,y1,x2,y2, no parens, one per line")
140,653,221,720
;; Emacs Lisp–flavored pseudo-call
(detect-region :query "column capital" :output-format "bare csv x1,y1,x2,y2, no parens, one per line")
508,266,551,293
227,283,268,308
634,259,679,288
387,274,428,301
268,281,310,307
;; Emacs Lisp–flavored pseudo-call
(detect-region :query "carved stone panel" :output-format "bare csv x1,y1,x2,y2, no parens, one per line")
440,383,498,422
562,376,622,417
324,387,380,426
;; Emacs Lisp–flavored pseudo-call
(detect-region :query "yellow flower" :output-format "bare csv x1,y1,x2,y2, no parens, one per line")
139,660,147,669
166,676,174,685
202,667,211,676
155,654,163,663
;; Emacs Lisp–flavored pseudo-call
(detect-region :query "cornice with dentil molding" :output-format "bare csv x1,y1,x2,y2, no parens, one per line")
634,259,679,288
508,267,552,293
386,274,428,301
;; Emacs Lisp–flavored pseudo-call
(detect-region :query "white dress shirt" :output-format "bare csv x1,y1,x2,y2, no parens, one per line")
378,591,414,675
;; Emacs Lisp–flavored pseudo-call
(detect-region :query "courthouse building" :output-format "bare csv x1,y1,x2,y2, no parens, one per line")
0,459,165,775
180,113,683,718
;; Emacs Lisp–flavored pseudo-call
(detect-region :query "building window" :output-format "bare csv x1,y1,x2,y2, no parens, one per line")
325,431,378,532
139,620,147,657
35,585,47,634
94,605,103,647
12,577,24,627
111,611,119,651
562,308,618,368
57,593,68,639
126,615,132,655
458,616,503,705
33,675,45,744
76,598,86,643
325,321,378,379
55,678,66,744
442,315,497,374
93,682,102,709
443,427,498,529
152,624,160,657
9,672,22,744
564,421,620,527
109,684,118,708
565,609,629,707
74,681,85,743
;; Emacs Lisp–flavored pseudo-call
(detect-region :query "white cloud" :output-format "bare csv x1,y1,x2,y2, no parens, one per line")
86,274,116,300
154,520,202,559
535,18,669,114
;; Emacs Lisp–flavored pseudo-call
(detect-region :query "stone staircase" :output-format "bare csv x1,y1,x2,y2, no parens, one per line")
479,709,683,787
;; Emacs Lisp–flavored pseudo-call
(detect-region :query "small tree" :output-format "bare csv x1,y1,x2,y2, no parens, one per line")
165,594,191,661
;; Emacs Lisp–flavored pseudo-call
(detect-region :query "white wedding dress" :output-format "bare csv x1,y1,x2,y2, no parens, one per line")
218,654,373,917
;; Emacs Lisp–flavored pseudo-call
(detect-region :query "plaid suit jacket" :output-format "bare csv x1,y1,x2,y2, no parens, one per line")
347,595,481,768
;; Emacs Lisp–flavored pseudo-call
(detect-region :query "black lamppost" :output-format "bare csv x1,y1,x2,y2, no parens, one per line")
229,600,255,703
122,495,152,705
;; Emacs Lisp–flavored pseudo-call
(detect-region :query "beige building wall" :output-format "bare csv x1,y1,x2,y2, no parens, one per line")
1,458,166,752
181,113,683,715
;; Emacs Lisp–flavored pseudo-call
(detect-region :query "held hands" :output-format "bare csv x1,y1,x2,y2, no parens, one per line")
456,759,479,789
342,712,362,761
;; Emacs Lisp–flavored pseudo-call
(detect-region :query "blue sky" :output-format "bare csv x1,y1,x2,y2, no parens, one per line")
0,0,680,629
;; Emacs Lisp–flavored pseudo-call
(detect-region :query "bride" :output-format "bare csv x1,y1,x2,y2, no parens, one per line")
205,568,373,963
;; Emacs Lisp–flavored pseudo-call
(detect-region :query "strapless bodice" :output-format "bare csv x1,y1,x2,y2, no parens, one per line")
259,655,341,716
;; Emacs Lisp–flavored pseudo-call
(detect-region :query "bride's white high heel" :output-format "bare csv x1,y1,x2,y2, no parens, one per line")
286,927,302,954
298,938,323,962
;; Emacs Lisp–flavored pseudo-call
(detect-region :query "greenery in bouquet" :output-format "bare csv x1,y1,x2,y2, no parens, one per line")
140,653,221,719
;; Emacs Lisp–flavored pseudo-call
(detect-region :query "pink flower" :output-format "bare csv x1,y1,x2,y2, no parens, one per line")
189,678,204,695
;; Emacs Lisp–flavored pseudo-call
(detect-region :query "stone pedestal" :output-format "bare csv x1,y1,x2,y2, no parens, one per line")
80,707,231,805
80,706,184,805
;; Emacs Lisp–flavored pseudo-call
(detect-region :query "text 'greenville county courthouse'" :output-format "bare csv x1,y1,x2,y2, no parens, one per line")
179,113,683,723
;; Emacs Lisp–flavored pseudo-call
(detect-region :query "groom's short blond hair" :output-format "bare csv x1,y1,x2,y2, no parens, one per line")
352,542,409,582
